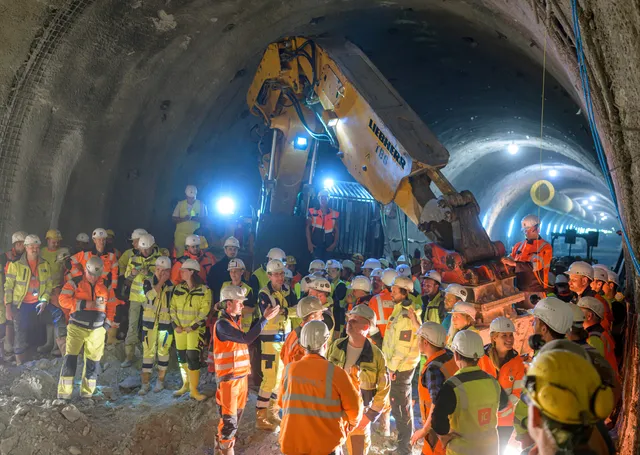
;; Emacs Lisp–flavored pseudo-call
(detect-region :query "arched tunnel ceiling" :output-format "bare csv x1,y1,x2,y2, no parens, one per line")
0,0,636,259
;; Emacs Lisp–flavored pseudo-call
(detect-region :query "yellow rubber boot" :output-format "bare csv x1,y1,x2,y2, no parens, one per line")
173,364,190,397
188,369,207,401
256,408,279,431
268,399,282,425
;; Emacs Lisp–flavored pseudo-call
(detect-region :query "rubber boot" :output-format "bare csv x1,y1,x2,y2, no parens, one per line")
256,408,278,431
173,364,190,397
138,373,151,396
37,324,55,353
267,399,282,425
55,337,66,356
153,370,166,393
120,345,135,367
188,370,207,401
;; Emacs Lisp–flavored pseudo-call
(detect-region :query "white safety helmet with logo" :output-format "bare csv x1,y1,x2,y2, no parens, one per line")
577,296,606,319
592,264,608,271
348,275,372,292
224,236,240,248
86,256,104,276
130,228,148,240
220,285,247,302
396,255,409,265
342,259,356,272
531,297,574,334
296,296,324,319
76,233,90,243
592,267,608,282
370,268,384,278
266,259,285,274
347,304,376,327
381,268,398,287
181,258,201,272
325,259,342,270
565,261,594,280
489,317,515,333
396,264,412,278
521,214,540,232
24,235,41,246
363,258,381,270
56,247,71,263
227,258,246,270
284,268,293,279
300,320,330,351
155,256,172,270
309,259,326,272
11,231,27,244
307,276,332,293
185,185,197,198
607,270,619,285
450,330,485,360
267,248,286,262
391,276,414,292
444,283,468,302
92,228,108,240
185,234,201,247
138,234,155,250
451,301,477,319
423,270,442,284
417,322,447,348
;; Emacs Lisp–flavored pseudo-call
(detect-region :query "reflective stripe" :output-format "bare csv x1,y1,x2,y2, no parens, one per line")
214,349,249,359
512,379,524,389
61,289,74,295
508,394,520,406
498,407,514,418
75,300,83,311
281,394,341,406
375,297,388,324
5,274,16,279
216,359,251,370
282,407,344,419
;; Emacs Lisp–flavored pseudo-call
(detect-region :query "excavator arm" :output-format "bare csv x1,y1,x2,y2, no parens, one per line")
247,37,507,285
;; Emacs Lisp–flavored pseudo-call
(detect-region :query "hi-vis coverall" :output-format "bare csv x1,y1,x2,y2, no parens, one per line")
278,353,363,455
510,238,552,292
256,283,297,410
70,248,119,291
368,289,394,347
170,282,211,371
141,277,174,373
173,199,206,257
57,276,117,399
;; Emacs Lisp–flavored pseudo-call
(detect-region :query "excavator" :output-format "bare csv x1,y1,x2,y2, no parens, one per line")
246,36,529,331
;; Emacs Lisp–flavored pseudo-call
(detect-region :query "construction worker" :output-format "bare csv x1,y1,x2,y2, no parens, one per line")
170,259,212,401
421,270,444,323
431,330,509,455
1,231,27,358
4,235,52,365
219,259,256,325
397,263,421,295
206,236,241,301
173,184,208,257
501,214,552,293
119,228,147,276
344,275,373,312
440,284,469,333
326,259,347,333
106,229,121,259
70,228,118,292
603,270,626,361
281,295,325,366
285,255,302,288
38,229,67,356
308,258,326,275
342,259,356,283
352,253,365,275
523,350,614,455
58,257,118,399
74,232,90,254
478,317,526,451
138,256,174,395
249,247,286,296
213,285,280,455
171,234,216,284
255,259,297,430
362,258,381,278
591,264,609,294
328,304,389,455
577,296,618,373
550,274,572,302
279,320,363,455
382,276,422,455
446,301,478,345
566,261,613,330
379,257,390,269
410,322,458,455
368,268,396,348
306,189,340,260
369,267,384,295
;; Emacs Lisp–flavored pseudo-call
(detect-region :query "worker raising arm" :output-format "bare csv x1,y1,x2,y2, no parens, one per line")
173,185,208,258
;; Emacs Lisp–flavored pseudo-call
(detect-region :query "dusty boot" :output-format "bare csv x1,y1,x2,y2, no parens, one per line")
153,370,166,393
188,370,207,401
256,408,278,431
106,327,119,345
120,345,135,367
138,373,151,396
4,324,14,356
37,324,55,354
267,399,282,425
173,364,190,397
55,337,66,356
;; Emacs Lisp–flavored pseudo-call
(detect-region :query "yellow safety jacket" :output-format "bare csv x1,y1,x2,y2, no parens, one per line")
447,366,501,455
4,256,52,308
258,283,293,342
424,292,445,324
382,301,422,373
127,246,170,302
252,266,269,291
174,199,204,238
221,281,254,331
118,248,135,276
142,277,174,332
41,248,64,287
169,282,211,329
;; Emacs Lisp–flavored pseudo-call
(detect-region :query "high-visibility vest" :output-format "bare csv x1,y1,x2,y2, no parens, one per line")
221,281,254,331
41,248,64,287
281,325,305,366
4,255,52,308
477,348,525,427
446,366,501,455
141,277,174,331
118,248,135,275
213,313,251,381
368,289,394,337
585,323,618,374
382,302,422,373
258,284,293,342
174,199,204,237
424,292,445,324
70,249,118,290
308,207,339,234
59,276,117,329
169,282,211,328
253,266,269,291
128,246,169,303
511,238,552,288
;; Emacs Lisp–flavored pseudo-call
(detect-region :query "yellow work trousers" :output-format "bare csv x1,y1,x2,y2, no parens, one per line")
58,324,106,399
257,340,284,409
346,424,371,455
174,327,205,371
141,325,173,373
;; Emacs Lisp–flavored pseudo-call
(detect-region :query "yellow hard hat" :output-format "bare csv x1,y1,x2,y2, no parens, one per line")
286,255,297,265
525,350,614,425
46,229,62,240
106,229,115,238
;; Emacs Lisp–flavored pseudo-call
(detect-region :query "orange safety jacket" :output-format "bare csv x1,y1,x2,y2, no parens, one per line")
308,207,340,234
278,353,363,455
584,321,618,374
368,288,394,338
573,290,614,331
511,238,552,290
59,275,118,329
69,248,119,291
213,314,251,381
280,325,306,366
170,250,216,284
478,347,526,427
418,349,458,455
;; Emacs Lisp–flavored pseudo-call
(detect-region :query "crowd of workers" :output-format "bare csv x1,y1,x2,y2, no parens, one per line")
0,184,630,455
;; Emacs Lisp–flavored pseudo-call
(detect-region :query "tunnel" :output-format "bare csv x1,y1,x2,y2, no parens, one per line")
1,0,639,452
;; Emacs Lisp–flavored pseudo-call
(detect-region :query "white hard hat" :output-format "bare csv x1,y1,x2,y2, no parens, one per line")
381,268,398,287
423,270,442,284
325,259,342,270
220,285,247,302
130,228,148,240
342,259,356,272
363,258,381,270
266,259,285,274
489,317,515,333
571,303,585,324
370,268,384,278
284,268,293,279
396,264,412,278
24,235,41,246
396,255,408,265
451,330,485,360
307,276,331,293
296,296,324,319
138,234,155,250
86,256,104,276
181,258,201,272
444,283,468,302
227,258,246,270
592,264,608,271
309,259,326,272
56,247,71,263
300,320,330,351
521,214,540,231
565,261,594,280
379,258,390,268
577,296,605,319
92,228,108,240
267,248,286,261
391,276,414,292
607,270,619,285
531,297,574,334
185,234,201,247
76,232,90,243
11,231,27,244
348,276,372,292
555,274,568,284
451,301,477,319
185,185,197,197
417,322,447,348
155,256,172,270
347,304,376,327
592,267,608,282
224,236,240,248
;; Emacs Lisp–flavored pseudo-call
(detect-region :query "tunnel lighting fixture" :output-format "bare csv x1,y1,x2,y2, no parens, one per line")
545,223,551,236
323,178,335,190
294,135,309,150
589,195,596,202
507,218,515,238
322,110,340,128
602,215,608,221
600,212,606,217
215,196,236,216
587,205,593,210
507,142,519,155
327,118,339,127
560,224,565,233
548,169,558,177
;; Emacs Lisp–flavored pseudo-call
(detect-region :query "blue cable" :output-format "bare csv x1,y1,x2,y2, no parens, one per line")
570,0,640,274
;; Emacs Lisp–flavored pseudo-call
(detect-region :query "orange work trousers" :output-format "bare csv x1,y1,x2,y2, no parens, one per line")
422,428,445,455
216,376,249,449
